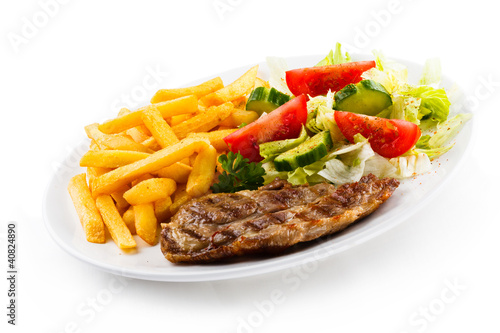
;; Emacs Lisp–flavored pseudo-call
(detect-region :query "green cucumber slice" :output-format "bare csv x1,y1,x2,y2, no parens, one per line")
334,79,392,116
259,126,309,162
246,87,291,115
274,131,333,172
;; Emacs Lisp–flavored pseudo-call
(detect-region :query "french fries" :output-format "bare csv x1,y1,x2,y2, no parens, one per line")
67,174,106,243
123,178,176,205
95,194,136,249
218,109,259,128
200,65,258,106
171,102,235,139
69,65,264,250
151,77,224,103
169,184,191,216
186,129,237,151
154,197,173,223
155,162,192,183
186,145,217,198
98,95,198,134
85,123,153,153
80,150,150,168
91,137,210,196
141,107,179,148
134,203,157,245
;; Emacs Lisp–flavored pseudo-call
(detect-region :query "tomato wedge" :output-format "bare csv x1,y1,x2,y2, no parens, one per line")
334,111,421,158
286,61,376,97
223,94,308,162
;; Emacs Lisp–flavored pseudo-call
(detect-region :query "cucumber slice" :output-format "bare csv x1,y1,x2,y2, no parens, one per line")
274,131,333,172
334,79,392,116
246,87,291,115
259,126,309,162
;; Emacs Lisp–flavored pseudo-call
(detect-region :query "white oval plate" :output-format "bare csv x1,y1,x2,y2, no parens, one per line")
43,54,474,282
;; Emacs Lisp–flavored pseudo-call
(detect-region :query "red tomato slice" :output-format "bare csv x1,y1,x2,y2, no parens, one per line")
223,94,308,162
286,61,376,97
334,111,421,158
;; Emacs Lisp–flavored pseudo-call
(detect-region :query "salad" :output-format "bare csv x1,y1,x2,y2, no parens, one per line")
219,43,471,188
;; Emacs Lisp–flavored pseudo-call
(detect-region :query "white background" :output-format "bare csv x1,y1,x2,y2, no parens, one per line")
1,0,500,332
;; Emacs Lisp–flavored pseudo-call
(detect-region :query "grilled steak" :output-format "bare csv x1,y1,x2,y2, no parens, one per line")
161,174,399,263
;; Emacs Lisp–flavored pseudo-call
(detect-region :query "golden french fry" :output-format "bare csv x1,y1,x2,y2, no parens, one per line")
91,137,210,196
117,107,131,117
141,107,179,148
134,203,158,245
80,150,150,168
118,108,152,137
123,178,177,205
85,123,153,153
67,174,106,243
126,127,150,143
141,136,162,151
89,140,100,151
171,102,234,139
110,185,130,215
155,162,192,183
169,114,192,127
186,145,217,198
154,196,173,222
86,167,112,191
131,173,154,187
218,109,259,128
189,153,197,167
231,96,247,110
86,166,112,178
102,135,147,152
122,206,136,234
169,184,191,216
98,95,198,134
200,65,258,106
187,129,236,151
254,77,270,89
95,194,136,249
151,77,224,103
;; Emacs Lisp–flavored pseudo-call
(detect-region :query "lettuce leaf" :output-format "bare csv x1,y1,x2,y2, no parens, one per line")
389,153,432,178
419,58,442,87
317,135,375,185
429,113,472,147
389,95,421,124
315,42,351,66
414,113,472,159
402,85,451,122
266,56,293,96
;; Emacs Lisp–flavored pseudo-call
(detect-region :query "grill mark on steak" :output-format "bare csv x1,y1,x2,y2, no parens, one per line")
161,174,399,263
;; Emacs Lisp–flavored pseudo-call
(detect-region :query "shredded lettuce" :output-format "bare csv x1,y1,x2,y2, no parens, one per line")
318,136,375,184
389,153,432,179
262,161,287,184
414,113,472,159
287,160,325,185
363,153,397,178
315,42,351,66
402,85,451,122
364,50,409,94
388,95,421,124
419,58,442,87
429,113,472,147
306,93,335,132
266,56,293,96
